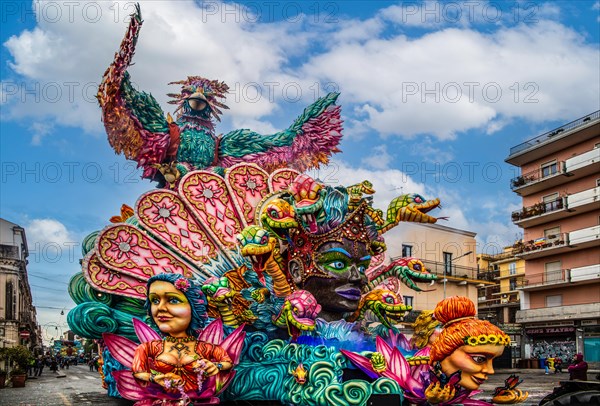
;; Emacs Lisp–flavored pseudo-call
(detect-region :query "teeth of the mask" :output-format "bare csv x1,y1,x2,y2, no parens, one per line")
430,280,435,286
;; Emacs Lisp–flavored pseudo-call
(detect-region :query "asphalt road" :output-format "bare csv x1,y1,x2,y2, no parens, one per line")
0,365,597,405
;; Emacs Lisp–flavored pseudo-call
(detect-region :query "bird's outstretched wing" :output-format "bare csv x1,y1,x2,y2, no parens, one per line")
218,92,343,173
97,4,172,179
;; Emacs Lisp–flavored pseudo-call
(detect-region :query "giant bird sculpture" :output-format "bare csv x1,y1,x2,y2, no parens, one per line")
98,4,343,185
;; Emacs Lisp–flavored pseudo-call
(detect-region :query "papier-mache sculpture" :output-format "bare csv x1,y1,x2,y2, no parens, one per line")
66,4,527,405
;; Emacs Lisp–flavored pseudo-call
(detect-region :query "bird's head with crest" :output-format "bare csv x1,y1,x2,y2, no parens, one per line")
167,76,229,122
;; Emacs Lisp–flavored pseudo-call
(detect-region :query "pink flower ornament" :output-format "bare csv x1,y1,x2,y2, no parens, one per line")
174,278,191,292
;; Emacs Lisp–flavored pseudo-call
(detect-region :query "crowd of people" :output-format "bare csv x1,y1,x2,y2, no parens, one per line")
26,353,99,377
541,353,589,380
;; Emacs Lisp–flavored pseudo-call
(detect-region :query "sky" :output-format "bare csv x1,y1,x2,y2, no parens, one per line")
1,0,599,342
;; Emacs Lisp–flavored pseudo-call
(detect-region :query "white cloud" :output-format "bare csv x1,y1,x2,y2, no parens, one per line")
30,121,54,145
2,1,312,135
26,218,74,247
3,1,598,143
361,145,393,169
302,21,599,139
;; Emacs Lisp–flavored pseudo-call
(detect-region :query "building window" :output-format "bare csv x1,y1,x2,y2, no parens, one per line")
443,252,453,276
509,278,517,291
403,296,414,307
509,262,517,275
546,295,562,307
541,160,558,178
544,226,560,244
401,244,413,257
545,261,562,283
5,281,15,320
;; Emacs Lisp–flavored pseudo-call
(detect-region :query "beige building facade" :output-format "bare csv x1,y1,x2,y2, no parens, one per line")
0,218,42,351
384,222,489,313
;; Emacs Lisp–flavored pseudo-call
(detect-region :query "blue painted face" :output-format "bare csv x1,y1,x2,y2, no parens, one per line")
303,238,370,319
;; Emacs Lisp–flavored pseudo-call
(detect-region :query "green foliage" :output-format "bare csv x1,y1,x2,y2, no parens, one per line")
5,345,34,375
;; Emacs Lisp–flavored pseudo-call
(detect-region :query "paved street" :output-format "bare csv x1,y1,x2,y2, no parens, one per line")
0,366,597,405
0,364,132,406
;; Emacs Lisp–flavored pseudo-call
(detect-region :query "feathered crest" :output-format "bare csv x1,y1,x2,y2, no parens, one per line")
167,76,230,121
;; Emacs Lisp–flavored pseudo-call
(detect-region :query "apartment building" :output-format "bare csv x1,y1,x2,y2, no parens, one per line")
0,218,42,351
384,222,492,313
506,111,600,363
478,247,526,366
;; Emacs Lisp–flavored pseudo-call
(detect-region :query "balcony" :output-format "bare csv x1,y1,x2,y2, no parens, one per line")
520,268,570,290
510,162,572,196
421,259,482,281
517,302,600,324
519,265,600,291
570,264,600,283
565,147,600,178
512,186,599,227
506,110,600,166
569,225,600,249
512,233,569,259
512,197,565,227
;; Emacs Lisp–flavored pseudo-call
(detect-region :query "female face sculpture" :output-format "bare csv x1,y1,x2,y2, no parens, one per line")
300,237,370,320
148,280,192,337
440,344,504,390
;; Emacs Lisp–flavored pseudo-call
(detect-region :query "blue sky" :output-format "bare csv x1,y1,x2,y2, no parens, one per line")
1,0,599,339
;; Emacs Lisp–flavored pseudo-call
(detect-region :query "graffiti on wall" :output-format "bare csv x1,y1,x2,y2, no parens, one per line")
532,339,576,362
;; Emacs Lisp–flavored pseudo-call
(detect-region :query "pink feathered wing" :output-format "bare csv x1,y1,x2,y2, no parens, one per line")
102,318,246,404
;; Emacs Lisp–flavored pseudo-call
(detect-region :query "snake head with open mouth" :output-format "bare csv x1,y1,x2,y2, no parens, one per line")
347,289,412,329
273,290,321,341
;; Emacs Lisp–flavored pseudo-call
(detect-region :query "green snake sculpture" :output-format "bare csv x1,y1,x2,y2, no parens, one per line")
367,257,437,292
238,225,293,297
272,290,321,341
346,180,385,226
288,174,327,233
201,276,257,328
259,197,298,242
378,193,447,235
346,289,412,329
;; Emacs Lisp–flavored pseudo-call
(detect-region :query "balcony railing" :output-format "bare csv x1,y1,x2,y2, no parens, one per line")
511,197,564,222
512,233,568,254
420,259,480,280
508,110,600,157
523,269,570,287
510,161,566,191
565,147,600,172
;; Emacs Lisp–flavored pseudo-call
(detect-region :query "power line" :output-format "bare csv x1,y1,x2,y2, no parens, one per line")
28,273,69,285
30,284,68,293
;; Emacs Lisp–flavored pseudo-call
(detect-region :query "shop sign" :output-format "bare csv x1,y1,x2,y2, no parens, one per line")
525,326,575,336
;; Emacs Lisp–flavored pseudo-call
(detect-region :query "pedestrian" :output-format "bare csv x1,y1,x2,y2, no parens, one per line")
88,357,94,371
546,356,555,375
35,355,45,376
554,356,562,374
28,357,36,377
567,353,588,381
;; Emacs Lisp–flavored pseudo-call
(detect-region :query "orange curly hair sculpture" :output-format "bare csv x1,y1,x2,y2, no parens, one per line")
430,296,510,364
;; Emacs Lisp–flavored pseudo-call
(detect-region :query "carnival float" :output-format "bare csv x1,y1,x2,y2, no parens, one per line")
67,5,528,405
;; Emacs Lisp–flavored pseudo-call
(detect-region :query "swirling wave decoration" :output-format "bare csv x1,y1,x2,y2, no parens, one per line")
67,302,139,341
225,340,402,405
81,231,99,256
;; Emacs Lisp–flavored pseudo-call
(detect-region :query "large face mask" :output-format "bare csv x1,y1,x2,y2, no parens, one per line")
302,238,370,315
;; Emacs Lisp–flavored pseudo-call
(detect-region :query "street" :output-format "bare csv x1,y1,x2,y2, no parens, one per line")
0,364,132,406
0,366,596,405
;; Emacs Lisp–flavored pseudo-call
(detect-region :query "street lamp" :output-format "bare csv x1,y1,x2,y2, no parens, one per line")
443,250,474,298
